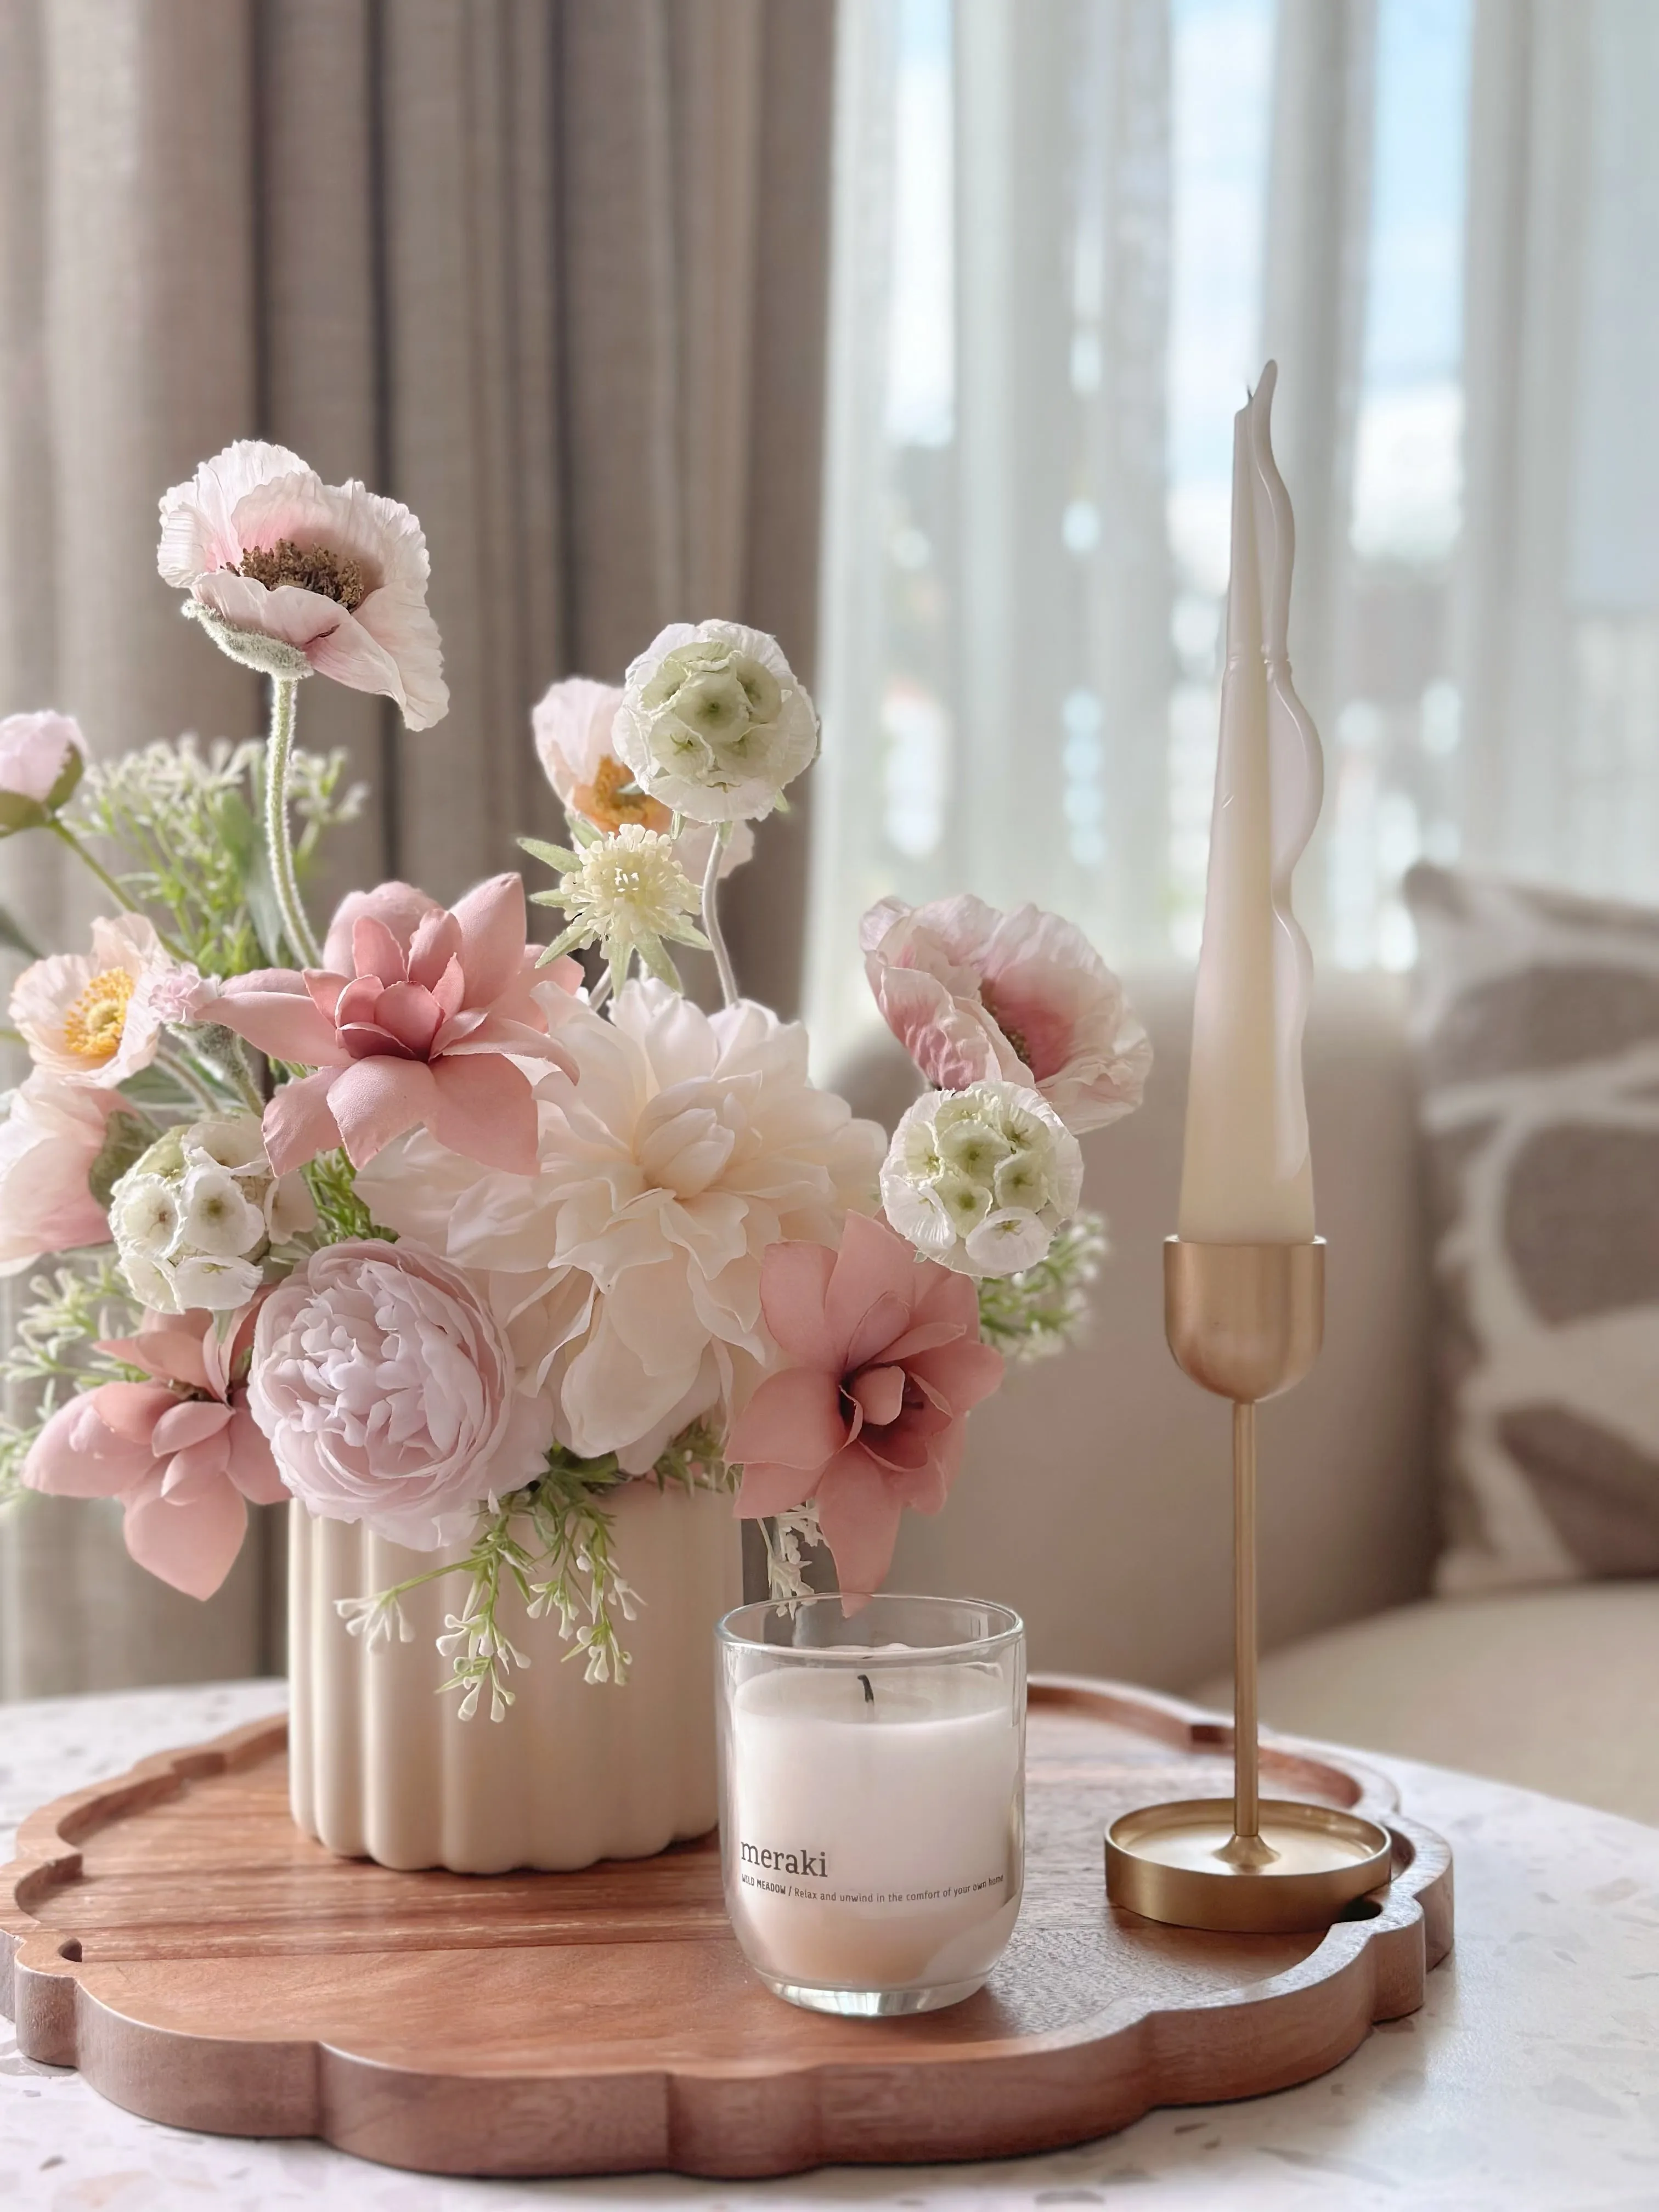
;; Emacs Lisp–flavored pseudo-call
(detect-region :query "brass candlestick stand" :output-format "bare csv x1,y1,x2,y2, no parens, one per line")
1104,1239,1392,1933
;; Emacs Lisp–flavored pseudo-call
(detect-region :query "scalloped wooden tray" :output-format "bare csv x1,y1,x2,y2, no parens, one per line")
0,1678,1451,2178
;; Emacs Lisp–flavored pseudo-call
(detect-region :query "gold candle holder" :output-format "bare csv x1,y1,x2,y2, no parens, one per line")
1104,1238,1393,1933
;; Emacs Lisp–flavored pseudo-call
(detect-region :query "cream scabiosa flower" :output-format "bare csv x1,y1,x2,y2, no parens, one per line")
881,1080,1084,1278
109,1114,315,1315
157,440,448,728
612,620,817,823
356,978,886,1474
532,675,754,879
523,822,709,985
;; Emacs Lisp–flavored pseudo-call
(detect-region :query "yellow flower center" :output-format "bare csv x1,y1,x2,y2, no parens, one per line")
60,967,134,1062
574,755,673,836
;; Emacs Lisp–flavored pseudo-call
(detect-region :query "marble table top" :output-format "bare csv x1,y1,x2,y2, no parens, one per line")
0,1681,1655,2212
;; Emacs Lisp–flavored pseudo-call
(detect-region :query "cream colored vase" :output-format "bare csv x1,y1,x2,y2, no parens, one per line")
287,1486,742,1874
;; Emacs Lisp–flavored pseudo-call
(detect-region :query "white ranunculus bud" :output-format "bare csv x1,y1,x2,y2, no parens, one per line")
879,1081,1084,1279
612,619,818,824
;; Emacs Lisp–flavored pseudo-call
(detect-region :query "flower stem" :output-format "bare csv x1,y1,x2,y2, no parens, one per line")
47,821,191,958
264,678,323,968
700,826,738,1007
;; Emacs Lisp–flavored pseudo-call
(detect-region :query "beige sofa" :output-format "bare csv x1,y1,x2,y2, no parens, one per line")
842,973,1659,1826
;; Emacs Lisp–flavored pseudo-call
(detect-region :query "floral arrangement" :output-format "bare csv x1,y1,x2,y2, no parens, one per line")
0,439,1149,1720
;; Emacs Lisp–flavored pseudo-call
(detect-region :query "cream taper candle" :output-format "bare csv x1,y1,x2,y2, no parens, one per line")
1177,362,1322,1244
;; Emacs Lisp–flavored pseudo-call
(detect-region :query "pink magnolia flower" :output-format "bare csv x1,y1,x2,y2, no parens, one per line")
10,913,193,1090
861,895,1151,1137
531,675,753,881
728,1212,1004,1604
0,1074,122,1275
249,1239,555,1551
0,710,84,827
202,875,582,1176
157,439,448,729
21,1305,284,1600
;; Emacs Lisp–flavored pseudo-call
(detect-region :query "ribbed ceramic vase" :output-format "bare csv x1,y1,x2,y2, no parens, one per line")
287,1485,743,1874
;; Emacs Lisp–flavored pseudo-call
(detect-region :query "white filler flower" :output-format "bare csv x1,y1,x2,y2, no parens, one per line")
613,619,817,823
109,1112,315,1313
881,1080,1085,1278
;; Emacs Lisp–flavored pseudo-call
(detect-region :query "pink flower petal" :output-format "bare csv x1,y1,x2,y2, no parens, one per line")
407,911,463,991
733,1458,822,1519
192,571,348,650
905,1334,1005,1414
328,1054,438,1167
151,1398,234,1456
323,883,442,973
352,582,449,730
816,1448,908,1610
756,1240,838,1366
427,955,467,1021
304,605,416,716
122,1470,249,1600
727,1367,847,1472
825,1212,924,1368
304,970,347,1021
427,1053,539,1173
94,1380,182,1447
262,1067,344,1176
373,981,443,1057
21,1393,160,1498
848,1363,906,1429
351,917,408,988
450,874,528,1008
160,1434,234,1499
340,1021,417,1062
225,1405,287,1505
215,971,347,1065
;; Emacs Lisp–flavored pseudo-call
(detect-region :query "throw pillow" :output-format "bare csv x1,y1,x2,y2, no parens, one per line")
1404,862,1659,1593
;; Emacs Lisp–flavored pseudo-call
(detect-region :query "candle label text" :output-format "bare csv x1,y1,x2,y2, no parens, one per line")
735,1836,1007,1908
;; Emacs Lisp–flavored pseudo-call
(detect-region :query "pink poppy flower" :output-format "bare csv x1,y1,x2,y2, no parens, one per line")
22,1305,285,1600
10,912,191,1090
861,894,1151,1136
728,1212,1004,1605
0,710,84,828
0,1074,122,1275
157,439,448,729
201,876,582,1177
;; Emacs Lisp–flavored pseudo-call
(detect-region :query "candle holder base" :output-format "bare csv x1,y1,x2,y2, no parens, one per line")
1105,1796,1392,1934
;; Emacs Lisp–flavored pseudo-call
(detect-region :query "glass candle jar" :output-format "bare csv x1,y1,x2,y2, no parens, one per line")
716,1593,1026,2016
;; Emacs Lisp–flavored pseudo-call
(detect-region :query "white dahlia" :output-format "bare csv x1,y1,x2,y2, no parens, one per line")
356,978,885,1472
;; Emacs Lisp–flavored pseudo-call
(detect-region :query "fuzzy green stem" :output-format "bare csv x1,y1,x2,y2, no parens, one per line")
700,824,738,1007
265,678,323,967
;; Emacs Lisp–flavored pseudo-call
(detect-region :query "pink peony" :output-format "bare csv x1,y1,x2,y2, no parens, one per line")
157,439,448,729
249,1239,555,1551
728,1212,1004,1604
201,874,582,1176
861,895,1151,1137
531,676,753,882
0,710,84,827
21,1305,285,1600
0,1074,122,1275
10,913,193,1090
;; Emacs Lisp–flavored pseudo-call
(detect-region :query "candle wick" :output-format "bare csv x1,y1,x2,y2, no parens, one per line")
857,1673,875,1706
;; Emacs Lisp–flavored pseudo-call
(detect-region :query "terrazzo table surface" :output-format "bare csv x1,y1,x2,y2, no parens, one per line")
1,1680,1655,2212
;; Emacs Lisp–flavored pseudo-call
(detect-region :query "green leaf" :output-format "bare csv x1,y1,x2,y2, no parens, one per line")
46,747,85,812
517,837,579,873
0,794,49,837
88,1108,158,1209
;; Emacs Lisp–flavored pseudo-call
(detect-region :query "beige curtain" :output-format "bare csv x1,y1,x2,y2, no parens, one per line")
0,0,836,1695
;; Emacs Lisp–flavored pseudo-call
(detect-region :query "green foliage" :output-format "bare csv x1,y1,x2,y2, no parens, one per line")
976,1210,1109,1363
0,1254,144,1508
338,1425,731,1719
66,737,365,979
302,1148,396,1246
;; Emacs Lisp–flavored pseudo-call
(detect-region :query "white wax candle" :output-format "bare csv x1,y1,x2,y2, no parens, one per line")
725,1660,1022,1994
1178,361,1323,1244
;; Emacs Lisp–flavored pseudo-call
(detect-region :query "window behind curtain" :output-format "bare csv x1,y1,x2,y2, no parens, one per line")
809,0,1659,1074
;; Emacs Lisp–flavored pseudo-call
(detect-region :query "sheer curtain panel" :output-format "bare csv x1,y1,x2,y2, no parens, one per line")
811,0,1659,1061
0,0,836,1695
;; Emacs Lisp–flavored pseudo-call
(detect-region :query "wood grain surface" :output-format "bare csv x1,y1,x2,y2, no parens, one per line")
0,1678,1452,2179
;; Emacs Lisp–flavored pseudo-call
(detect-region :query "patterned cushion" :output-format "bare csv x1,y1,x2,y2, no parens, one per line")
1404,864,1659,1593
